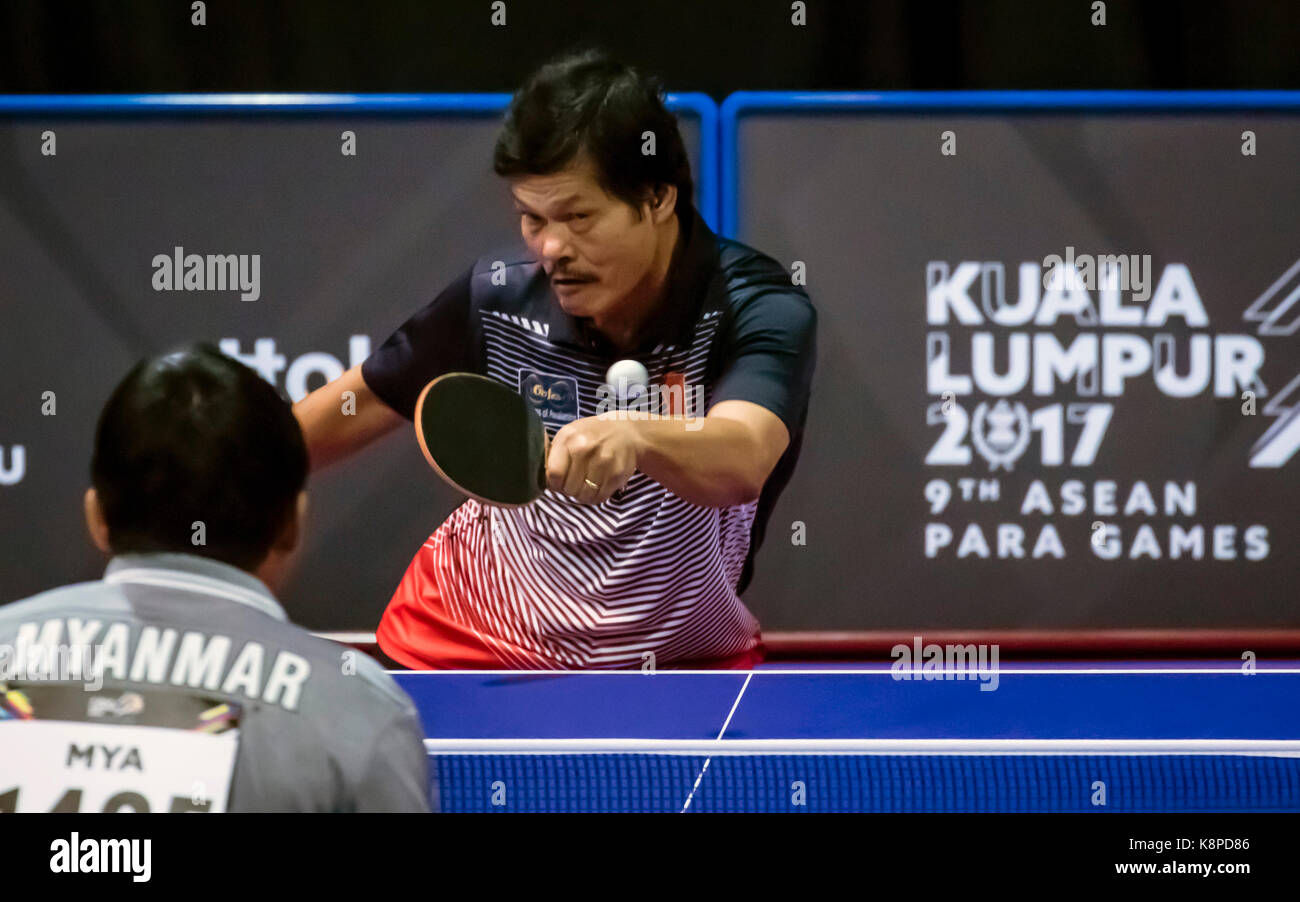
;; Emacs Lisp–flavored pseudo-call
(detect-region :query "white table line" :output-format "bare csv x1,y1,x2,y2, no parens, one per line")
680,672,754,812
423,737,1300,756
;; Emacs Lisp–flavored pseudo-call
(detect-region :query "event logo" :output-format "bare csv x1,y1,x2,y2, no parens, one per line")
922,258,1281,562
1243,256,1300,468
970,400,1031,470
1244,256,1300,336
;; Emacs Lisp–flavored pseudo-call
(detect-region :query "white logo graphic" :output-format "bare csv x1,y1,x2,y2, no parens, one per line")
1244,258,1300,467
1244,257,1300,336
970,400,1031,471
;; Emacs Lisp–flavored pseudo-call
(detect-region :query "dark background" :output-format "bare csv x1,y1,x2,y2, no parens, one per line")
3,0,1300,96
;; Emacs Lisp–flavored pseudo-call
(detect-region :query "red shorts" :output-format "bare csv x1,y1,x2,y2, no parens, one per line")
376,543,765,671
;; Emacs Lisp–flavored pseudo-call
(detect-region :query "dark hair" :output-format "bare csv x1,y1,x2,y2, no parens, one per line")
90,343,308,572
493,49,694,218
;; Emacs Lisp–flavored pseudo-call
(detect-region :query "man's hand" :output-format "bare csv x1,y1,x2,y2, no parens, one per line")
543,400,789,508
546,415,641,504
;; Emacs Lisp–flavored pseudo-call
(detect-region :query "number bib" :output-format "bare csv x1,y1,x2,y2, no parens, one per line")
2,721,239,813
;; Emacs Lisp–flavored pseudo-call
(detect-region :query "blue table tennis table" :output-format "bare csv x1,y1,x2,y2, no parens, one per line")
391,663,1300,813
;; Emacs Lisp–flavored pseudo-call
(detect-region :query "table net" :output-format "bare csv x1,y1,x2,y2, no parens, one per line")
429,752,1300,813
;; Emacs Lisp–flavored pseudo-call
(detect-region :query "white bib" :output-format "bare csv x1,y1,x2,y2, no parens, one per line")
1,720,238,813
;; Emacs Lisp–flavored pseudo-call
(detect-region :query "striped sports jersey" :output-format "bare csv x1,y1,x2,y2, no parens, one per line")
363,205,816,669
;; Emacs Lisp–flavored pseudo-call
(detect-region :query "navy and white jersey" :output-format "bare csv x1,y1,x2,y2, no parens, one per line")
363,205,816,669
0,553,430,812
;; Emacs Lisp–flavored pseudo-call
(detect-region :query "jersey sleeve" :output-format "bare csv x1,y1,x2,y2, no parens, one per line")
709,282,818,434
360,266,476,421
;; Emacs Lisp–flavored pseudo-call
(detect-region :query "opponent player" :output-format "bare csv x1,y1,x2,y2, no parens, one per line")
0,346,429,812
294,50,817,670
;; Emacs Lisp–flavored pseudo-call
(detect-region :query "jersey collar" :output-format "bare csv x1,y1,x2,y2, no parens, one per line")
103,553,288,622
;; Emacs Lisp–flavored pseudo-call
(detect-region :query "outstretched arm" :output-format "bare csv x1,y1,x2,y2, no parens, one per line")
546,400,789,507
293,364,404,471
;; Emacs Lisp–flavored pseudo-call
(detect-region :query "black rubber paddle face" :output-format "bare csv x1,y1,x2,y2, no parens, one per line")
415,373,548,506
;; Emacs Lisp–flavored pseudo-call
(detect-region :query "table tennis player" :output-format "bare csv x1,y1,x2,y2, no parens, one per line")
293,50,817,670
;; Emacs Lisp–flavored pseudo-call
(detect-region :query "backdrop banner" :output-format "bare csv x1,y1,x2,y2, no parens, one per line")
726,94,1300,632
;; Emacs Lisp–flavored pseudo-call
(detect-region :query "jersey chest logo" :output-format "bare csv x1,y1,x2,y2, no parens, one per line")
519,370,580,425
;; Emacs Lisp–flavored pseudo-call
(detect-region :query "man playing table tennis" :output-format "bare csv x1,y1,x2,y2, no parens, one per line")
294,50,816,670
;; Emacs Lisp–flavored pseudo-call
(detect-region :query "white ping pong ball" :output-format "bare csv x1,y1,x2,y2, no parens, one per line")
606,359,649,400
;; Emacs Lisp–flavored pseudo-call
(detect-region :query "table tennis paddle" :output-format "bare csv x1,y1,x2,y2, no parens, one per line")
414,373,548,506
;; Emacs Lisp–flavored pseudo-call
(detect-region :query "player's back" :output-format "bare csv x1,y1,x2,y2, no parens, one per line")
0,553,430,813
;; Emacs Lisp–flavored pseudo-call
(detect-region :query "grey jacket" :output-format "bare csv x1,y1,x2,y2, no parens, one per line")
0,553,429,812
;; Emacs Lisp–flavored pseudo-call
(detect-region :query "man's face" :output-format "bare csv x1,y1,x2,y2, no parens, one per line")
510,155,659,319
